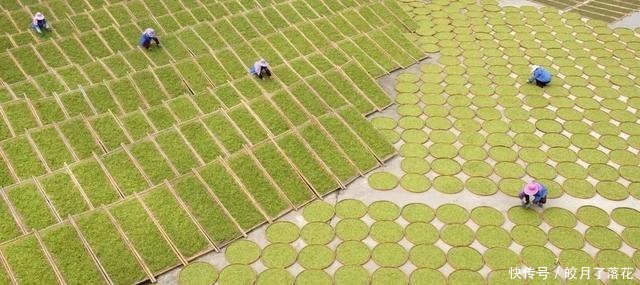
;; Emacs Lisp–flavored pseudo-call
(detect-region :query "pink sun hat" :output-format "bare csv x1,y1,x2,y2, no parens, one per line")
523,182,540,195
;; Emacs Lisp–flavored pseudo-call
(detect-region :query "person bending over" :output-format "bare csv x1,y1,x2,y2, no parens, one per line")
250,59,271,79
528,65,552,87
139,28,160,50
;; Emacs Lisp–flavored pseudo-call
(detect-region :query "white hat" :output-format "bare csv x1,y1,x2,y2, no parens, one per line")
34,12,44,20
144,28,156,37
531,65,540,73
258,59,268,66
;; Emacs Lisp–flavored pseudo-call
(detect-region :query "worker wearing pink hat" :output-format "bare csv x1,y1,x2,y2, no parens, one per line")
31,12,51,36
519,182,548,208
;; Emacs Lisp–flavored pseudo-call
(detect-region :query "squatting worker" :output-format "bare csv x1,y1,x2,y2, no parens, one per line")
139,28,160,50
528,65,552,87
31,12,51,36
250,59,272,79
519,182,548,208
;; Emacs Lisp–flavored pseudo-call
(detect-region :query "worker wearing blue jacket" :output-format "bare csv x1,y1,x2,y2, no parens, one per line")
528,65,552,87
139,28,160,50
31,12,51,36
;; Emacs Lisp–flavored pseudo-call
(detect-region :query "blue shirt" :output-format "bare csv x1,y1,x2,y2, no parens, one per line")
139,34,152,45
530,68,552,83
533,185,548,203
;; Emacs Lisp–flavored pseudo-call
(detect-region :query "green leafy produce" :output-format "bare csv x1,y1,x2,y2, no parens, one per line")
612,207,640,227
371,267,407,285
130,140,178,184
436,204,469,224
7,182,56,229
2,137,46,179
521,246,557,269
271,91,310,127
201,113,246,154
225,240,260,265
335,199,367,219
102,150,150,195
338,107,395,159
448,270,484,285
410,268,446,285
370,221,404,243
300,222,335,245
110,199,180,272
277,134,338,194
334,265,370,285
324,71,375,114
585,226,622,249
131,71,168,107
507,206,542,225
70,160,120,206
155,131,199,174
447,247,484,270
299,124,359,182
368,172,398,191
400,174,431,193
108,79,144,113
542,207,577,227
249,98,290,136
298,244,335,269
252,143,313,206
441,224,474,246
58,119,102,158
2,235,59,285
31,127,75,169
336,241,370,265
39,171,89,218
256,268,294,285
179,121,223,163
90,114,130,151
266,222,299,244
261,243,297,269
295,269,332,285
476,225,512,248
76,210,147,285
172,175,240,245
511,224,547,246
401,203,435,223
142,186,211,257
470,206,505,226
372,243,408,267
41,223,107,285
32,97,65,124
218,264,256,285
548,227,584,249
595,250,635,269
405,222,439,245
335,219,369,241
121,112,154,141
198,162,265,229
179,262,218,285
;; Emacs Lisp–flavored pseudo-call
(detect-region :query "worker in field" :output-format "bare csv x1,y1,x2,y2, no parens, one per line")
139,28,160,50
528,65,552,87
31,12,51,36
519,182,548,208
250,59,272,79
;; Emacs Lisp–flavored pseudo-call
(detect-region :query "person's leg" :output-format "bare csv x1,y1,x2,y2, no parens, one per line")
32,23,43,35
538,197,547,207
535,80,548,87
264,68,271,77
152,37,160,45
142,39,151,49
